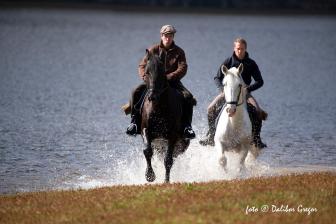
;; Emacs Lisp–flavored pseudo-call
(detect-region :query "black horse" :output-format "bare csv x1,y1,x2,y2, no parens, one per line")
141,50,190,183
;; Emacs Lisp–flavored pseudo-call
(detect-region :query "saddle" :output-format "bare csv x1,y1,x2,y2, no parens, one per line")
122,88,150,116
122,88,153,118
122,88,197,116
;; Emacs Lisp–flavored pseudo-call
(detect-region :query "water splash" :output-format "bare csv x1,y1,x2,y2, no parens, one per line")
66,141,273,190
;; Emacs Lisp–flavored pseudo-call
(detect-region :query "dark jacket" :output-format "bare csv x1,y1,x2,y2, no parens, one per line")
214,52,264,92
138,41,188,81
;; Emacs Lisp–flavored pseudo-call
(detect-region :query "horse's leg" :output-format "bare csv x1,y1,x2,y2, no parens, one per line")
216,140,228,172
245,145,261,170
143,142,155,182
164,141,174,183
219,153,227,171
239,145,249,172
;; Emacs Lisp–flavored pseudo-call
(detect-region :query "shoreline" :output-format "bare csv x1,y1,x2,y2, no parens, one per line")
2,167,336,196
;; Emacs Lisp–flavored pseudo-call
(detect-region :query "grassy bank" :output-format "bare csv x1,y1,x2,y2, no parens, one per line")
1,172,335,224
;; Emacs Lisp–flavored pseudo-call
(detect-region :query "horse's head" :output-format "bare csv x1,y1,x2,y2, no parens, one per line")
221,63,244,117
144,49,167,101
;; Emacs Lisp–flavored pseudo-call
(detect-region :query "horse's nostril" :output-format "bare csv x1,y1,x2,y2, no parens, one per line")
226,107,236,116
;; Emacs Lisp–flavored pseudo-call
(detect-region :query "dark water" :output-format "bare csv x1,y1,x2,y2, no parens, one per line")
0,8,335,194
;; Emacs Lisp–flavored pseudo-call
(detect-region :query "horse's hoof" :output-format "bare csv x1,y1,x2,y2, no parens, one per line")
219,157,227,167
145,168,156,182
164,176,170,183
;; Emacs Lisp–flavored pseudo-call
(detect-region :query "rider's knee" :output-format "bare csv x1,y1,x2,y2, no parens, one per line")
183,94,197,107
133,83,146,96
189,97,197,106
207,105,216,115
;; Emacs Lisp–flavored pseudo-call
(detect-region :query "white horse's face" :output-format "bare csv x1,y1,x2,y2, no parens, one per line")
221,63,244,117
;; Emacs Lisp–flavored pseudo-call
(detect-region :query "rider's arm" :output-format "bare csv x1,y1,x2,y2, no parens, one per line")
166,50,187,81
247,61,264,92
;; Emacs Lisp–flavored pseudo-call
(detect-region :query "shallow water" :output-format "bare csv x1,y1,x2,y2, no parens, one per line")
0,8,335,194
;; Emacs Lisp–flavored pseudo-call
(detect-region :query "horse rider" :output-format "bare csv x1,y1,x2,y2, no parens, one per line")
126,25,196,139
199,37,267,148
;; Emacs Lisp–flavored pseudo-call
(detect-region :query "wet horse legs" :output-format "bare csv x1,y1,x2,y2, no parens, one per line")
143,143,155,182
164,142,174,183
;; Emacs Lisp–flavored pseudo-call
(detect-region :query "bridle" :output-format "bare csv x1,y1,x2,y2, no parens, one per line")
224,84,244,107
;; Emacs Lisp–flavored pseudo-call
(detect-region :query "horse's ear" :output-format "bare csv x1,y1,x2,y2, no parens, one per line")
145,49,150,60
238,63,244,76
221,65,229,76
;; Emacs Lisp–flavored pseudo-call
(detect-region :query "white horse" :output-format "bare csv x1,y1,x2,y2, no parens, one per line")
214,63,260,176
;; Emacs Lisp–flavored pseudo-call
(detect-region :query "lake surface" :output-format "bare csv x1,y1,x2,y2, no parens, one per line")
0,8,335,194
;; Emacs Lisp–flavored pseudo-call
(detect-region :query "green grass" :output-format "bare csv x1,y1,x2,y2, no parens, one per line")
0,172,335,224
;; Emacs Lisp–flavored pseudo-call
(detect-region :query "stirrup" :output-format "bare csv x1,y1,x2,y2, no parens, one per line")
126,123,138,136
183,127,195,139
256,141,267,149
252,138,267,149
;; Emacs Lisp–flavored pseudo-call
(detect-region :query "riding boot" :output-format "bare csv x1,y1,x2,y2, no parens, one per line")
126,83,146,136
248,103,267,149
252,119,267,149
199,115,216,146
182,103,196,139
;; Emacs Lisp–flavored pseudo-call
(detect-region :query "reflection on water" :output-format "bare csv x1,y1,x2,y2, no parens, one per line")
0,8,335,194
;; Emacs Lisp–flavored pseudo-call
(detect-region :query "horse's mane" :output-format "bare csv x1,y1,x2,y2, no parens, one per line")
145,50,164,73
145,50,167,95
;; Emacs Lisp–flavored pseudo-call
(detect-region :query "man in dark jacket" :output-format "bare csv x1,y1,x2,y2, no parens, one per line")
126,25,196,139
199,38,267,148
